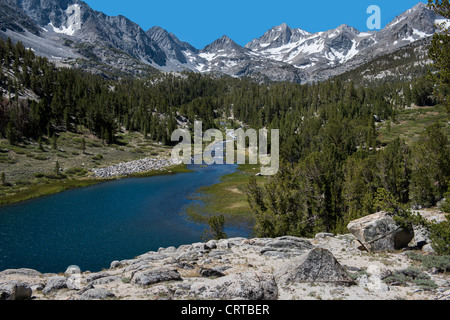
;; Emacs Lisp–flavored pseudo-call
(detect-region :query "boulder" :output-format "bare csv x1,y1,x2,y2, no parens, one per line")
198,268,225,278
0,281,32,300
0,268,42,277
90,276,120,286
65,265,82,290
110,260,122,269
42,276,67,295
65,265,81,275
265,237,314,250
347,211,414,252
260,237,314,257
189,272,278,300
132,267,182,286
274,248,356,286
80,288,115,300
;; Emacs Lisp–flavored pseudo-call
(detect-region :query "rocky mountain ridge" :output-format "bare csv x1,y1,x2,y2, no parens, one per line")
0,0,447,82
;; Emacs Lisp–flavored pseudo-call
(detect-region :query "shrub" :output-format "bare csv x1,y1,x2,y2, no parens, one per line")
384,267,437,289
65,167,88,177
15,179,33,186
33,155,48,161
201,215,227,241
34,172,66,180
92,154,103,161
89,141,103,148
406,251,450,273
440,188,450,213
429,219,450,255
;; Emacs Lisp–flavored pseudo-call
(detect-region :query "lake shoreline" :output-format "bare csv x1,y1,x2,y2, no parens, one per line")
0,161,193,207
0,160,249,273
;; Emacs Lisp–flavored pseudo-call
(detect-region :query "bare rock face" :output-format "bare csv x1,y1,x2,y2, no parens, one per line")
347,211,414,252
274,248,356,286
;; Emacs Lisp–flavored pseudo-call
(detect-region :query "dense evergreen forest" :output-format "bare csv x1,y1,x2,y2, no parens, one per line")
0,36,438,148
0,24,449,246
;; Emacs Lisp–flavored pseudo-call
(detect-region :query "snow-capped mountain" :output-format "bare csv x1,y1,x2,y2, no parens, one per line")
198,35,254,73
245,23,311,51
0,0,165,76
244,2,446,81
0,0,447,82
195,35,306,82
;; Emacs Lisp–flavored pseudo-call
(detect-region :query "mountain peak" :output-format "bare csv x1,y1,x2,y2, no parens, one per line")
218,34,232,41
381,1,439,39
411,2,427,10
202,35,242,52
147,26,171,41
0,0,442,83
274,23,290,31
245,22,310,50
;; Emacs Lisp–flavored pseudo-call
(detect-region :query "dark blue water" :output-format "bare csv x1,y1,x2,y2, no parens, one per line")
0,164,250,273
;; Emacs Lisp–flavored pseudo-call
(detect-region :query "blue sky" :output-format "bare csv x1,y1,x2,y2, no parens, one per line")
83,0,426,49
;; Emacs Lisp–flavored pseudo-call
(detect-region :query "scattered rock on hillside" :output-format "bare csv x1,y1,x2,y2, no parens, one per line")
0,232,448,300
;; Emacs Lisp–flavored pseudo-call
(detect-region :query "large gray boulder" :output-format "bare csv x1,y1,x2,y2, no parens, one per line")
0,281,33,300
347,211,414,252
80,288,115,300
42,276,67,295
0,269,42,277
189,272,278,300
132,267,182,286
274,248,356,286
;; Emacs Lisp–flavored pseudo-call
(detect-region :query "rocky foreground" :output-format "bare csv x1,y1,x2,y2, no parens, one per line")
1,230,449,301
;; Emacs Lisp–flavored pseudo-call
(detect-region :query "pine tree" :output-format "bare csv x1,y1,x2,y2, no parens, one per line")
5,121,17,145
81,138,86,154
428,0,450,110
38,137,44,151
55,161,60,176
201,215,227,241
52,134,58,150
410,123,450,206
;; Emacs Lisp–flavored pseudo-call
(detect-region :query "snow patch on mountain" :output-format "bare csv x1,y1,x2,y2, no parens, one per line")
47,4,82,36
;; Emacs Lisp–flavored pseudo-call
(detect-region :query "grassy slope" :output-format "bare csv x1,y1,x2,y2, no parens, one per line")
378,104,450,145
